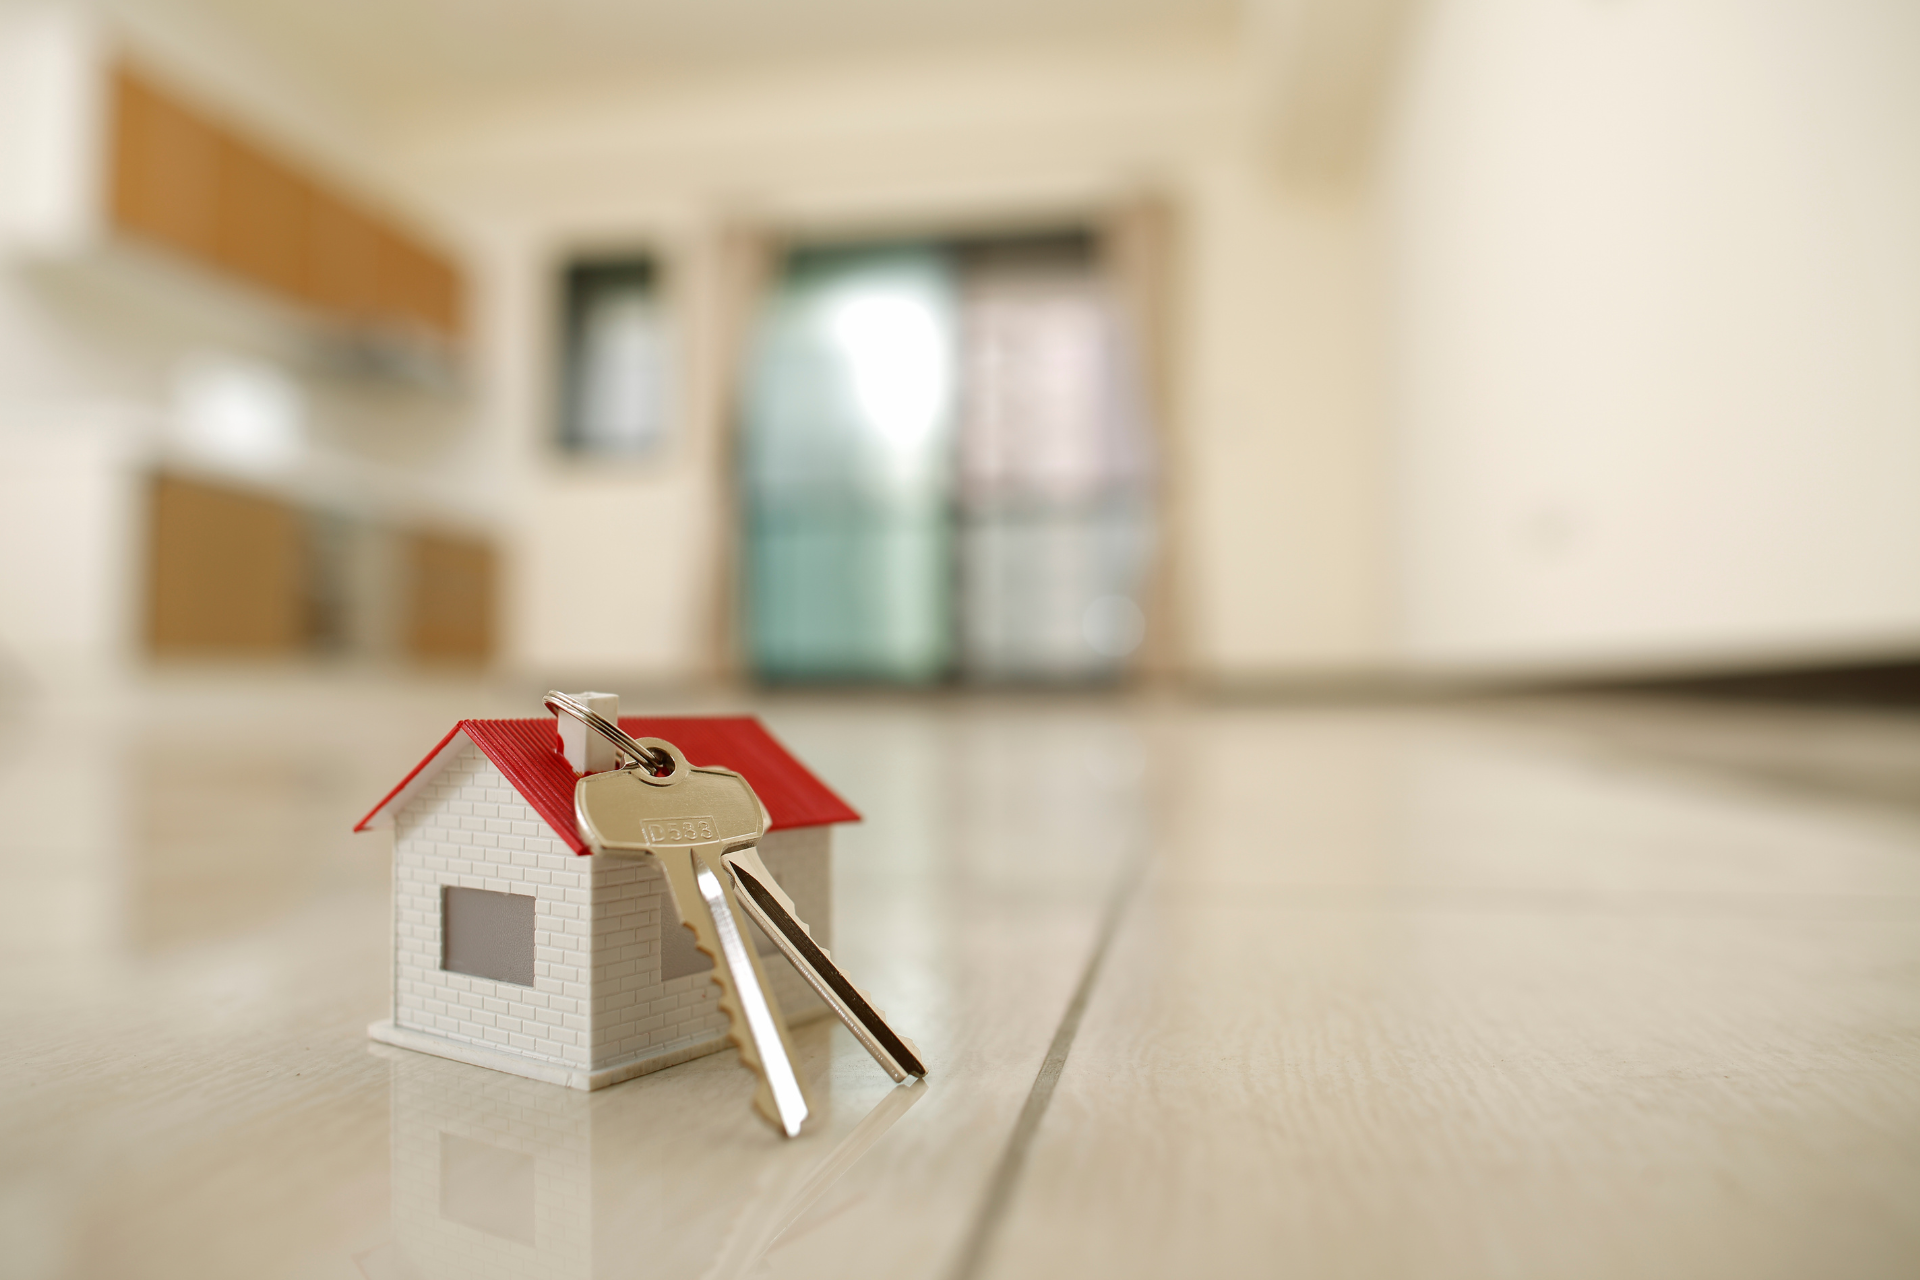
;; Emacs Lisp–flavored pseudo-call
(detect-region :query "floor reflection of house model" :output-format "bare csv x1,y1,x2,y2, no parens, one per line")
362,1043,925,1280
369,1050,738,1280
355,696,858,1088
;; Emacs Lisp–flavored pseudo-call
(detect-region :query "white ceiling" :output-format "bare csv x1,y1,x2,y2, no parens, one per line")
163,0,1243,115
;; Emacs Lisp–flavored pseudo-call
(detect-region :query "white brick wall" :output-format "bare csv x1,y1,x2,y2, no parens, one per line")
583,853,724,1069
392,741,833,1082
586,825,831,1072
393,743,592,1070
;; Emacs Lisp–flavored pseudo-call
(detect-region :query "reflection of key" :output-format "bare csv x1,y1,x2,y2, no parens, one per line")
571,731,813,1137
721,846,927,1082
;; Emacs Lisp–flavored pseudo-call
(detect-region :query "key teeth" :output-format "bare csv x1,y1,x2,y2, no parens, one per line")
710,989,783,1132
725,847,827,956
846,983,926,1077
727,847,854,981
710,972,799,1135
683,919,763,1070
666,864,798,1133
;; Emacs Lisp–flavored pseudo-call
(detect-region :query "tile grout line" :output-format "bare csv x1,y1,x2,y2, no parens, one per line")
943,851,1147,1280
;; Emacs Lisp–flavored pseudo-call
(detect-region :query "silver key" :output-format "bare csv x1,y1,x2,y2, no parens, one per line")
549,693,928,1133
721,846,927,1081
569,726,813,1137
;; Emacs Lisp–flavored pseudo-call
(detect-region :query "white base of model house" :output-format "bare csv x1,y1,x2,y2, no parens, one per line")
368,1003,831,1091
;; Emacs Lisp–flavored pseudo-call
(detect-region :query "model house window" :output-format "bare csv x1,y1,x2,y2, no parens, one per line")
558,256,671,456
441,886,535,986
656,891,780,981
658,907,713,981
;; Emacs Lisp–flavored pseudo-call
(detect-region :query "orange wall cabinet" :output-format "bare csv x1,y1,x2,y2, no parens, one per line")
212,132,311,302
404,532,498,663
108,66,221,263
146,473,308,656
146,473,498,664
106,64,463,342
306,186,382,318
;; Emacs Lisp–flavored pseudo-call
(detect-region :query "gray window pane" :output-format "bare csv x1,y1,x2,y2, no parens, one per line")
658,885,778,981
559,258,670,456
441,886,535,987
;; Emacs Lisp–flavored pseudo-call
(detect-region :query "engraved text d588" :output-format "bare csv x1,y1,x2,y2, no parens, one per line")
574,766,764,855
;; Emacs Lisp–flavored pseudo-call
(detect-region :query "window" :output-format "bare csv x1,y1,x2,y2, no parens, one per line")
558,256,671,456
739,231,1155,684
955,236,1154,681
740,246,957,682
441,886,535,986
658,906,713,981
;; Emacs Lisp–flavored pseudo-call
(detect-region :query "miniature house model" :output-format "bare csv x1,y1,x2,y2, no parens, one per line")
356,695,858,1089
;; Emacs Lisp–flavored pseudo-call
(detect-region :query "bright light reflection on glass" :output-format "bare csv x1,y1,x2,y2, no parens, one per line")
826,288,952,455
741,248,957,682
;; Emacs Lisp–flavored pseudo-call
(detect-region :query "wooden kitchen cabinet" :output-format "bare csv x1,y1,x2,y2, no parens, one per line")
305,186,382,318
213,132,311,301
107,63,463,341
404,531,497,663
145,472,499,664
146,473,308,656
109,66,220,262
376,221,461,337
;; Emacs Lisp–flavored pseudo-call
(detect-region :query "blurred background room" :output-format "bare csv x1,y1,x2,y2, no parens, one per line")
2,0,1917,697
2,0,1918,1277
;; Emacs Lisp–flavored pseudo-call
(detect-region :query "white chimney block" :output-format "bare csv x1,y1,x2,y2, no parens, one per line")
557,691,619,774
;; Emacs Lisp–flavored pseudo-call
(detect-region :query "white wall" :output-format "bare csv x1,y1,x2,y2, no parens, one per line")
1182,165,1385,676
1385,0,1920,676
393,34,1392,684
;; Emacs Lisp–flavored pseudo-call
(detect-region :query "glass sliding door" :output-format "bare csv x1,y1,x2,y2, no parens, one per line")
739,231,1156,686
955,238,1155,682
741,247,958,682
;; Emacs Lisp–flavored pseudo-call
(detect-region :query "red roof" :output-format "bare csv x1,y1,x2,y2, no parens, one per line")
354,716,859,854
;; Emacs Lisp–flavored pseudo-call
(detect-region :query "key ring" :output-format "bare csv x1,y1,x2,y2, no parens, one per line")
543,691,681,780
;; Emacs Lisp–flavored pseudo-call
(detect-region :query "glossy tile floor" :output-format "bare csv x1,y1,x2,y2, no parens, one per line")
2,674,1918,1280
